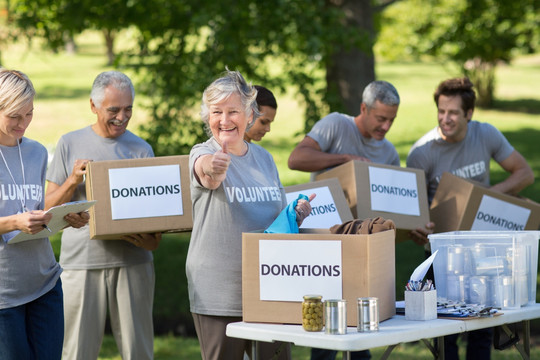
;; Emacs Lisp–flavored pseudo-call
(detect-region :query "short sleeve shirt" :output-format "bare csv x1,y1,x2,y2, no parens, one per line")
46,126,155,269
307,112,400,179
407,121,514,203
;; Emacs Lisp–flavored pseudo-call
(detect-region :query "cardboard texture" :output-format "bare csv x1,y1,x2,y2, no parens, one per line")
315,160,430,242
405,290,437,321
86,155,192,239
242,229,396,326
430,173,540,233
285,178,353,229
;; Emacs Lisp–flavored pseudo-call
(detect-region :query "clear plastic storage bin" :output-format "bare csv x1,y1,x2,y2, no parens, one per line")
428,231,540,309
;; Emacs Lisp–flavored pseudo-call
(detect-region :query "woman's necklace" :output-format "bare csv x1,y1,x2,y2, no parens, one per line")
0,139,28,212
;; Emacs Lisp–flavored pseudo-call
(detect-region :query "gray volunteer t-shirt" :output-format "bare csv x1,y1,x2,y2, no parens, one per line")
187,137,287,316
307,112,401,179
46,126,154,269
407,121,514,203
0,138,62,309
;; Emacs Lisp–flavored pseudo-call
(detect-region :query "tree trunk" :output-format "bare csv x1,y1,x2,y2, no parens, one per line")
64,33,77,55
463,58,496,108
104,29,116,66
325,0,376,115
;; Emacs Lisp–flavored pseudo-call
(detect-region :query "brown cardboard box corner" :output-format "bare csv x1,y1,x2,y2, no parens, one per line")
430,172,540,232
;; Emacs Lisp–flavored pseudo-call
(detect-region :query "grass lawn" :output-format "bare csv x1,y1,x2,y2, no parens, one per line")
4,31,540,359
97,332,540,360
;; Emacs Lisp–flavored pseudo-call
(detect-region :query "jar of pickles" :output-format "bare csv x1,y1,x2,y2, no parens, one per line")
302,295,324,331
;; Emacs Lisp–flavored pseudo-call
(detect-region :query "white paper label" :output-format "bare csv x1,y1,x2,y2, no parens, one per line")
109,165,183,220
369,167,420,216
286,186,343,229
471,195,531,231
259,240,342,302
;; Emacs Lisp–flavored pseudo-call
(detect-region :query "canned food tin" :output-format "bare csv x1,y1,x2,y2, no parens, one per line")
357,297,379,332
491,275,514,308
446,275,469,303
325,299,347,335
447,246,466,275
302,295,323,332
469,276,488,305
475,257,506,276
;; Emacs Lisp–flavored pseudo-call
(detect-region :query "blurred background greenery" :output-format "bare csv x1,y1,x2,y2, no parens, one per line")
1,0,539,358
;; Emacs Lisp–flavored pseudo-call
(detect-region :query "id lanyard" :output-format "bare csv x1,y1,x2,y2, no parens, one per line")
0,140,28,212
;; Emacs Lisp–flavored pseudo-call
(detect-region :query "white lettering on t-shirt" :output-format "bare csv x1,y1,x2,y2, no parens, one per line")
451,161,486,179
0,184,43,202
225,186,282,203
435,160,487,184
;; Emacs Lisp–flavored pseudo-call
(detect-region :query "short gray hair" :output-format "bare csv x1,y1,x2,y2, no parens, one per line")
90,71,135,109
200,69,260,136
362,80,400,109
0,69,35,115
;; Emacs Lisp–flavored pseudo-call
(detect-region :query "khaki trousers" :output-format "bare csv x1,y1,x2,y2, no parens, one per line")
61,262,155,360
192,313,291,360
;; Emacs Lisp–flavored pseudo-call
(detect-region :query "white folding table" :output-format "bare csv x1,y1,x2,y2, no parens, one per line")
226,304,540,360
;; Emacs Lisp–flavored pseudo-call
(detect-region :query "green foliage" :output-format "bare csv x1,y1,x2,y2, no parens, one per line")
376,0,540,107
117,0,364,154
8,0,133,46
6,1,383,152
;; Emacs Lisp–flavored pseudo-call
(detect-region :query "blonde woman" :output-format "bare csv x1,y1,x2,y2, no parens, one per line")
0,69,86,359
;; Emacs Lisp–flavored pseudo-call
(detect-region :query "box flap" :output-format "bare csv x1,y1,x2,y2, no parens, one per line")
430,172,540,232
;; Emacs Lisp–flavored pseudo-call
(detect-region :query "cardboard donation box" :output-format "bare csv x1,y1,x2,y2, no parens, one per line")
315,160,430,242
430,173,540,233
285,178,353,229
86,155,192,239
242,229,396,326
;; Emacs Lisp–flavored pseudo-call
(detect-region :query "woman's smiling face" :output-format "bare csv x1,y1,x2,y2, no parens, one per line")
209,93,252,151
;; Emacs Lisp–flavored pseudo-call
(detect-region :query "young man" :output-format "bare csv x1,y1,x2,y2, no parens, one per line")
46,71,161,360
407,77,534,360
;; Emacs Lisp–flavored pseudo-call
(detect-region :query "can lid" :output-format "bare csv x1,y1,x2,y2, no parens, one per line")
303,294,322,300
357,297,378,303
325,299,346,307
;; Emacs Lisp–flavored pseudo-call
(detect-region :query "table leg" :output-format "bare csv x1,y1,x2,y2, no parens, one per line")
342,350,351,360
499,322,530,360
251,340,258,360
380,344,398,359
437,336,445,360
522,320,530,359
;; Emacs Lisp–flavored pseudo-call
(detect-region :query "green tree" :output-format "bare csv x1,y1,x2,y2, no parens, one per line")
8,0,394,155
377,0,540,107
9,0,133,64
122,0,396,155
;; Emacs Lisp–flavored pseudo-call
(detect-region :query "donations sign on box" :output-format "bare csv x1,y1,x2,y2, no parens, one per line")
259,240,343,301
108,164,183,220
430,172,540,233
285,178,353,229
86,155,192,239
242,229,396,326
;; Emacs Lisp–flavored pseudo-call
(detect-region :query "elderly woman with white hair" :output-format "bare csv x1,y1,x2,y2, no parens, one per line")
187,69,313,360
